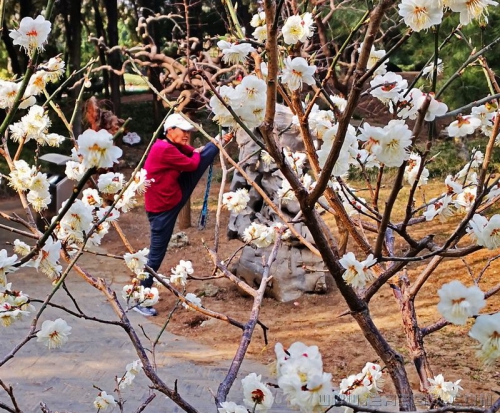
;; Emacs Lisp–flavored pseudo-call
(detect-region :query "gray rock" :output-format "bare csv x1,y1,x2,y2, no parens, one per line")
168,231,189,250
235,245,327,302
228,104,330,302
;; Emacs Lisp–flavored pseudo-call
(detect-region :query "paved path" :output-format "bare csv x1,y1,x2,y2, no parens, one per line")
0,199,290,413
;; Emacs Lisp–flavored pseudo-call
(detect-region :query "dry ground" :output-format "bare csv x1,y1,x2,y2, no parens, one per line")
103,169,500,401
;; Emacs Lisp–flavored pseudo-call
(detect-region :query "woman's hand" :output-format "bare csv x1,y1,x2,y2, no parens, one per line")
193,146,205,153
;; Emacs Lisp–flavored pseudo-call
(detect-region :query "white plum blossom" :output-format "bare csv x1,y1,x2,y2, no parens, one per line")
448,0,498,25
253,26,267,42
366,45,388,76
140,287,159,307
281,57,316,91
36,318,72,349
282,13,314,45
447,115,482,138
223,188,250,213
445,175,463,195
339,252,377,289
0,80,36,109
423,93,448,121
76,128,123,169
428,374,463,403
0,250,18,287
218,402,248,413
33,237,62,281
96,206,121,222
404,153,429,186
97,172,124,194
423,195,455,222
93,391,116,410
374,120,412,167
469,312,500,365
370,72,408,104
250,11,266,27
218,41,255,65
398,0,443,32
183,293,202,310
329,94,348,113
65,160,86,181
437,280,485,325
82,188,102,208
170,260,194,286
241,373,274,412
124,248,149,275
39,56,65,82
9,15,52,55
423,58,444,79
243,223,276,248
467,214,500,250
455,186,477,212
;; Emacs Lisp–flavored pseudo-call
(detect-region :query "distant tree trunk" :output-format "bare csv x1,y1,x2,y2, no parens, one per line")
68,0,83,136
104,0,121,117
92,0,110,98
1,24,22,76
19,0,32,70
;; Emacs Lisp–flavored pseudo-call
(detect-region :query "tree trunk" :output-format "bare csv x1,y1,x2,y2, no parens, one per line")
1,23,22,76
68,0,83,137
104,0,121,117
92,0,110,98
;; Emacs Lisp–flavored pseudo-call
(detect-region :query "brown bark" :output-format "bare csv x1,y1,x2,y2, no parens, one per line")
104,0,122,117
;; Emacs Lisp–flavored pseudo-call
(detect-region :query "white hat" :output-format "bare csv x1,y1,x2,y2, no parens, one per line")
163,113,194,132
163,113,195,132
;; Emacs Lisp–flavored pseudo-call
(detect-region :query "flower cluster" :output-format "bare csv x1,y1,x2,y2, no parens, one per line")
469,312,500,365
117,359,143,390
8,160,52,212
0,249,18,287
122,283,159,308
223,188,250,213
124,248,150,276
276,342,332,412
339,362,384,408
398,0,498,31
0,283,33,327
170,260,194,286
210,75,267,130
428,374,463,403
93,391,116,410
9,105,65,146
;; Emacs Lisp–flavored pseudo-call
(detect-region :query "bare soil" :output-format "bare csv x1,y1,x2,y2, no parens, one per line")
103,168,500,398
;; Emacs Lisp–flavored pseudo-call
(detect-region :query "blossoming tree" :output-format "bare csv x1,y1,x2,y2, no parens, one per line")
1,0,500,412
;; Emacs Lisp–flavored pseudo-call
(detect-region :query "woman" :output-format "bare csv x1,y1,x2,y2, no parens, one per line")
135,113,232,316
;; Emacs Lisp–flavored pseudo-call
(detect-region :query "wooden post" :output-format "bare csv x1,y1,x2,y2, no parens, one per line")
178,200,191,229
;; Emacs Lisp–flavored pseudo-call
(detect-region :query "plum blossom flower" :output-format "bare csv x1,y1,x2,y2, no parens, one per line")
76,128,123,169
140,287,159,307
97,172,124,194
404,153,429,186
253,26,267,42
93,391,116,410
398,0,444,32
422,93,448,121
448,0,498,25
241,373,274,411
0,80,36,109
469,312,500,365
447,115,482,138
373,120,412,167
445,175,463,195
182,293,202,310
339,252,377,289
251,11,266,27
218,41,255,65
124,248,149,275
82,188,102,208
455,186,477,212
218,402,248,413
223,188,250,213
437,280,485,325
36,318,72,349
428,374,463,403
467,214,500,249
39,56,65,82
423,58,444,79
366,45,387,76
423,195,455,222
33,237,62,282
0,250,18,287
282,13,314,45
9,15,52,56
281,57,316,91
243,223,276,248
370,72,408,105
170,260,194,286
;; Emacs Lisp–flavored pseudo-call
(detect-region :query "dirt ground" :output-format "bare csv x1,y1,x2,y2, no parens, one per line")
101,162,500,400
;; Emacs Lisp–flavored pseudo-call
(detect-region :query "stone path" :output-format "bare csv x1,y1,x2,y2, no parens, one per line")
0,199,290,413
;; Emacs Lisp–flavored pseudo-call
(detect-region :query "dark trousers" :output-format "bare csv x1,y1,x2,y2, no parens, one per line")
142,143,219,288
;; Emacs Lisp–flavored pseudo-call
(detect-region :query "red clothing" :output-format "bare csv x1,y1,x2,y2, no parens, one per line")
144,139,201,213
